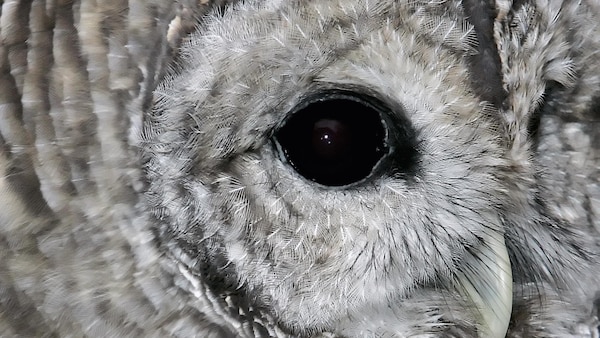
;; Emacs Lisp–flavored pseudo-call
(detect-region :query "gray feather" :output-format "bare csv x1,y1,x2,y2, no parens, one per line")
0,0,599,337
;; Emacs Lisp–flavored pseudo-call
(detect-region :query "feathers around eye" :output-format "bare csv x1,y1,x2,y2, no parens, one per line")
1,0,599,337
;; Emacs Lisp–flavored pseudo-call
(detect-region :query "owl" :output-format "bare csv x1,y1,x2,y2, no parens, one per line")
0,0,599,337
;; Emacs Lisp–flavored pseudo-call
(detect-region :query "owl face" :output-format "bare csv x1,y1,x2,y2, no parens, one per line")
143,0,525,336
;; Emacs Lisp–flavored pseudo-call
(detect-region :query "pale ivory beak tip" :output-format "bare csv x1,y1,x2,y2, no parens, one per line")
457,232,513,338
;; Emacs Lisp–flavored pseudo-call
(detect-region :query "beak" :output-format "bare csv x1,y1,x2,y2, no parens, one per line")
455,230,513,338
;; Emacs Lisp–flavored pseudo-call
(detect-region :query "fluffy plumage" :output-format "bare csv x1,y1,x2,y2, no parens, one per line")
0,0,599,337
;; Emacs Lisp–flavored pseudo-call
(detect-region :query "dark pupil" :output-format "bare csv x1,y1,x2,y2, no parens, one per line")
312,119,351,161
275,96,388,187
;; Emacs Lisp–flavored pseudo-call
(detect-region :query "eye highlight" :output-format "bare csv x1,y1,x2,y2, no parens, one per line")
274,92,390,187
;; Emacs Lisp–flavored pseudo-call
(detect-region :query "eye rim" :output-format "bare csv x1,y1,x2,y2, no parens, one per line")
272,88,406,189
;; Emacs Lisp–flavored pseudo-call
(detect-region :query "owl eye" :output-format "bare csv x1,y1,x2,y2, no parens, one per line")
274,92,390,187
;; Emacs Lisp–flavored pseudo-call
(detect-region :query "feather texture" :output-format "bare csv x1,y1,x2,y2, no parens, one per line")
0,0,599,337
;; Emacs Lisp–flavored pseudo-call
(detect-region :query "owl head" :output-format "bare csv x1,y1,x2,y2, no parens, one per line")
142,0,600,336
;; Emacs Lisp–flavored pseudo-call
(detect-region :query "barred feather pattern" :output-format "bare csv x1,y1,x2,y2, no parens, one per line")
0,0,599,337
0,1,278,337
